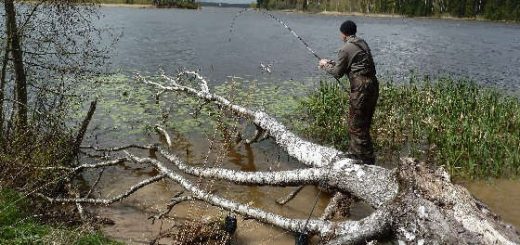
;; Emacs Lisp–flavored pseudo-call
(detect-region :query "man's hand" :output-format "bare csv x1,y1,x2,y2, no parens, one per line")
319,59,333,69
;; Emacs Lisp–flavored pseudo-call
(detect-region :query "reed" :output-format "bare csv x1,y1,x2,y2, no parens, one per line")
298,76,520,178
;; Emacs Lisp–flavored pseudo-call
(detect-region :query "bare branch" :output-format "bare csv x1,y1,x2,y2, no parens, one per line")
152,149,323,186
80,144,157,152
37,158,127,172
321,192,352,221
155,125,173,148
38,174,166,205
149,193,195,223
276,186,305,205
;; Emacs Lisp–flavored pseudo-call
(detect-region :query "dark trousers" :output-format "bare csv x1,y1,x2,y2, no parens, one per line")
348,75,379,163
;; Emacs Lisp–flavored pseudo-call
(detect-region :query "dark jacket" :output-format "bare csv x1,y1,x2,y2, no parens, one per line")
323,36,376,79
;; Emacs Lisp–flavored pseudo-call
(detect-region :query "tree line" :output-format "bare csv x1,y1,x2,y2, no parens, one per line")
257,0,520,21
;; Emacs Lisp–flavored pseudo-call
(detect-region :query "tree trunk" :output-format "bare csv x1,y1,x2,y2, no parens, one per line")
0,24,10,139
4,0,28,131
40,71,520,244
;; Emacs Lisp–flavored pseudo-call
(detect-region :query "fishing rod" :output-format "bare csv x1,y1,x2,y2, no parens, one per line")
229,9,344,242
229,8,344,87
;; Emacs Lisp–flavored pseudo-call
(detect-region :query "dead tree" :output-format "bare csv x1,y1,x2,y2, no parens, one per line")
40,71,520,244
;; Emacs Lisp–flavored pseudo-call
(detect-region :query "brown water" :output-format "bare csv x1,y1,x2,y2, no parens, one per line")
87,132,519,244
463,179,520,230
87,133,373,244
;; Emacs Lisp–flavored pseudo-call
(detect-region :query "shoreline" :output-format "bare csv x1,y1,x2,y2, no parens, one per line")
279,8,516,23
95,3,517,23
100,3,153,8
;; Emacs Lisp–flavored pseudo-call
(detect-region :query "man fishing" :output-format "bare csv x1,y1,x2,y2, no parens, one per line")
318,20,379,165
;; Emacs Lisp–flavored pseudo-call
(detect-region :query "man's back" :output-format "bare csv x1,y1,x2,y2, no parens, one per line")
340,36,376,79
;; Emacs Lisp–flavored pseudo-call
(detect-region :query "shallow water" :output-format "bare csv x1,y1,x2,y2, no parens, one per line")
88,134,375,244
89,135,520,244
463,179,520,229
78,6,520,244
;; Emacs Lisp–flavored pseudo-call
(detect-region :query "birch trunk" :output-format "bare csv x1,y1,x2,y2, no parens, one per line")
40,72,520,244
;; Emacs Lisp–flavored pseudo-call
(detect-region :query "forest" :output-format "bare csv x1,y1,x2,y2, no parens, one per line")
257,0,520,21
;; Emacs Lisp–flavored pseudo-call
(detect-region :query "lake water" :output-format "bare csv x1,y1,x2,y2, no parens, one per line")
101,6,520,92
84,6,520,244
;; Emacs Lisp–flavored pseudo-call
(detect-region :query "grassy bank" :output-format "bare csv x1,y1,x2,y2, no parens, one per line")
298,77,520,178
0,189,122,245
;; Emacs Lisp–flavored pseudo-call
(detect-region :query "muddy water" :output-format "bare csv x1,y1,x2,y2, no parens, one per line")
89,134,520,244
463,180,520,230
87,133,371,244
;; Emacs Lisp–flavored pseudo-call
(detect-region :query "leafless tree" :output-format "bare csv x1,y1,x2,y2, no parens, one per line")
1,0,113,141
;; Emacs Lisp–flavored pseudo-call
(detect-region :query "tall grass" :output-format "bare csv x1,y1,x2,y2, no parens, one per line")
298,77,520,178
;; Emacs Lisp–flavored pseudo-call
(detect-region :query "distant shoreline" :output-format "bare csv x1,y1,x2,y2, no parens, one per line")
100,3,153,8
96,3,517,23
277,9,517,23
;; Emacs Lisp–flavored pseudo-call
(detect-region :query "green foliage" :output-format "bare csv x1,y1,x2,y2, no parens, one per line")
299,80,350,150
298,77,520,178
267,0,520,21
0,189,123,245
0,189,26,227
75,233,123,245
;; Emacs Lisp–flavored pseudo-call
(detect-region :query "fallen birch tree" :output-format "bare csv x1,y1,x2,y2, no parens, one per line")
40,71,519,244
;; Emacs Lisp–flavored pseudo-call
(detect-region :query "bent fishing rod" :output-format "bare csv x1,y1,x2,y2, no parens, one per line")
229,9,345,238
229,8,344,88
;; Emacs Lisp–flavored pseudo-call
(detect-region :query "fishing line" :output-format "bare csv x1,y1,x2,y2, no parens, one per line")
228,8,344,88
229,9,346,242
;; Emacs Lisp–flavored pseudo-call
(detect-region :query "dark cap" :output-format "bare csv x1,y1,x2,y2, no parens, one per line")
340,20,357,36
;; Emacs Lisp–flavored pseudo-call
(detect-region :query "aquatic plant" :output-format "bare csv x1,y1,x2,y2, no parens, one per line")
299,77,520,178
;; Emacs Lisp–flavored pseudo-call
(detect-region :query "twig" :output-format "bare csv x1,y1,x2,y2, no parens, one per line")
245,123,267,144
86,168,106,198
66,100,97,165
36,157,127,172
276,186,305,205
149,192,194,223
80,144,157,152
155,125,173,148
37,174,166,205
76,193,87,220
